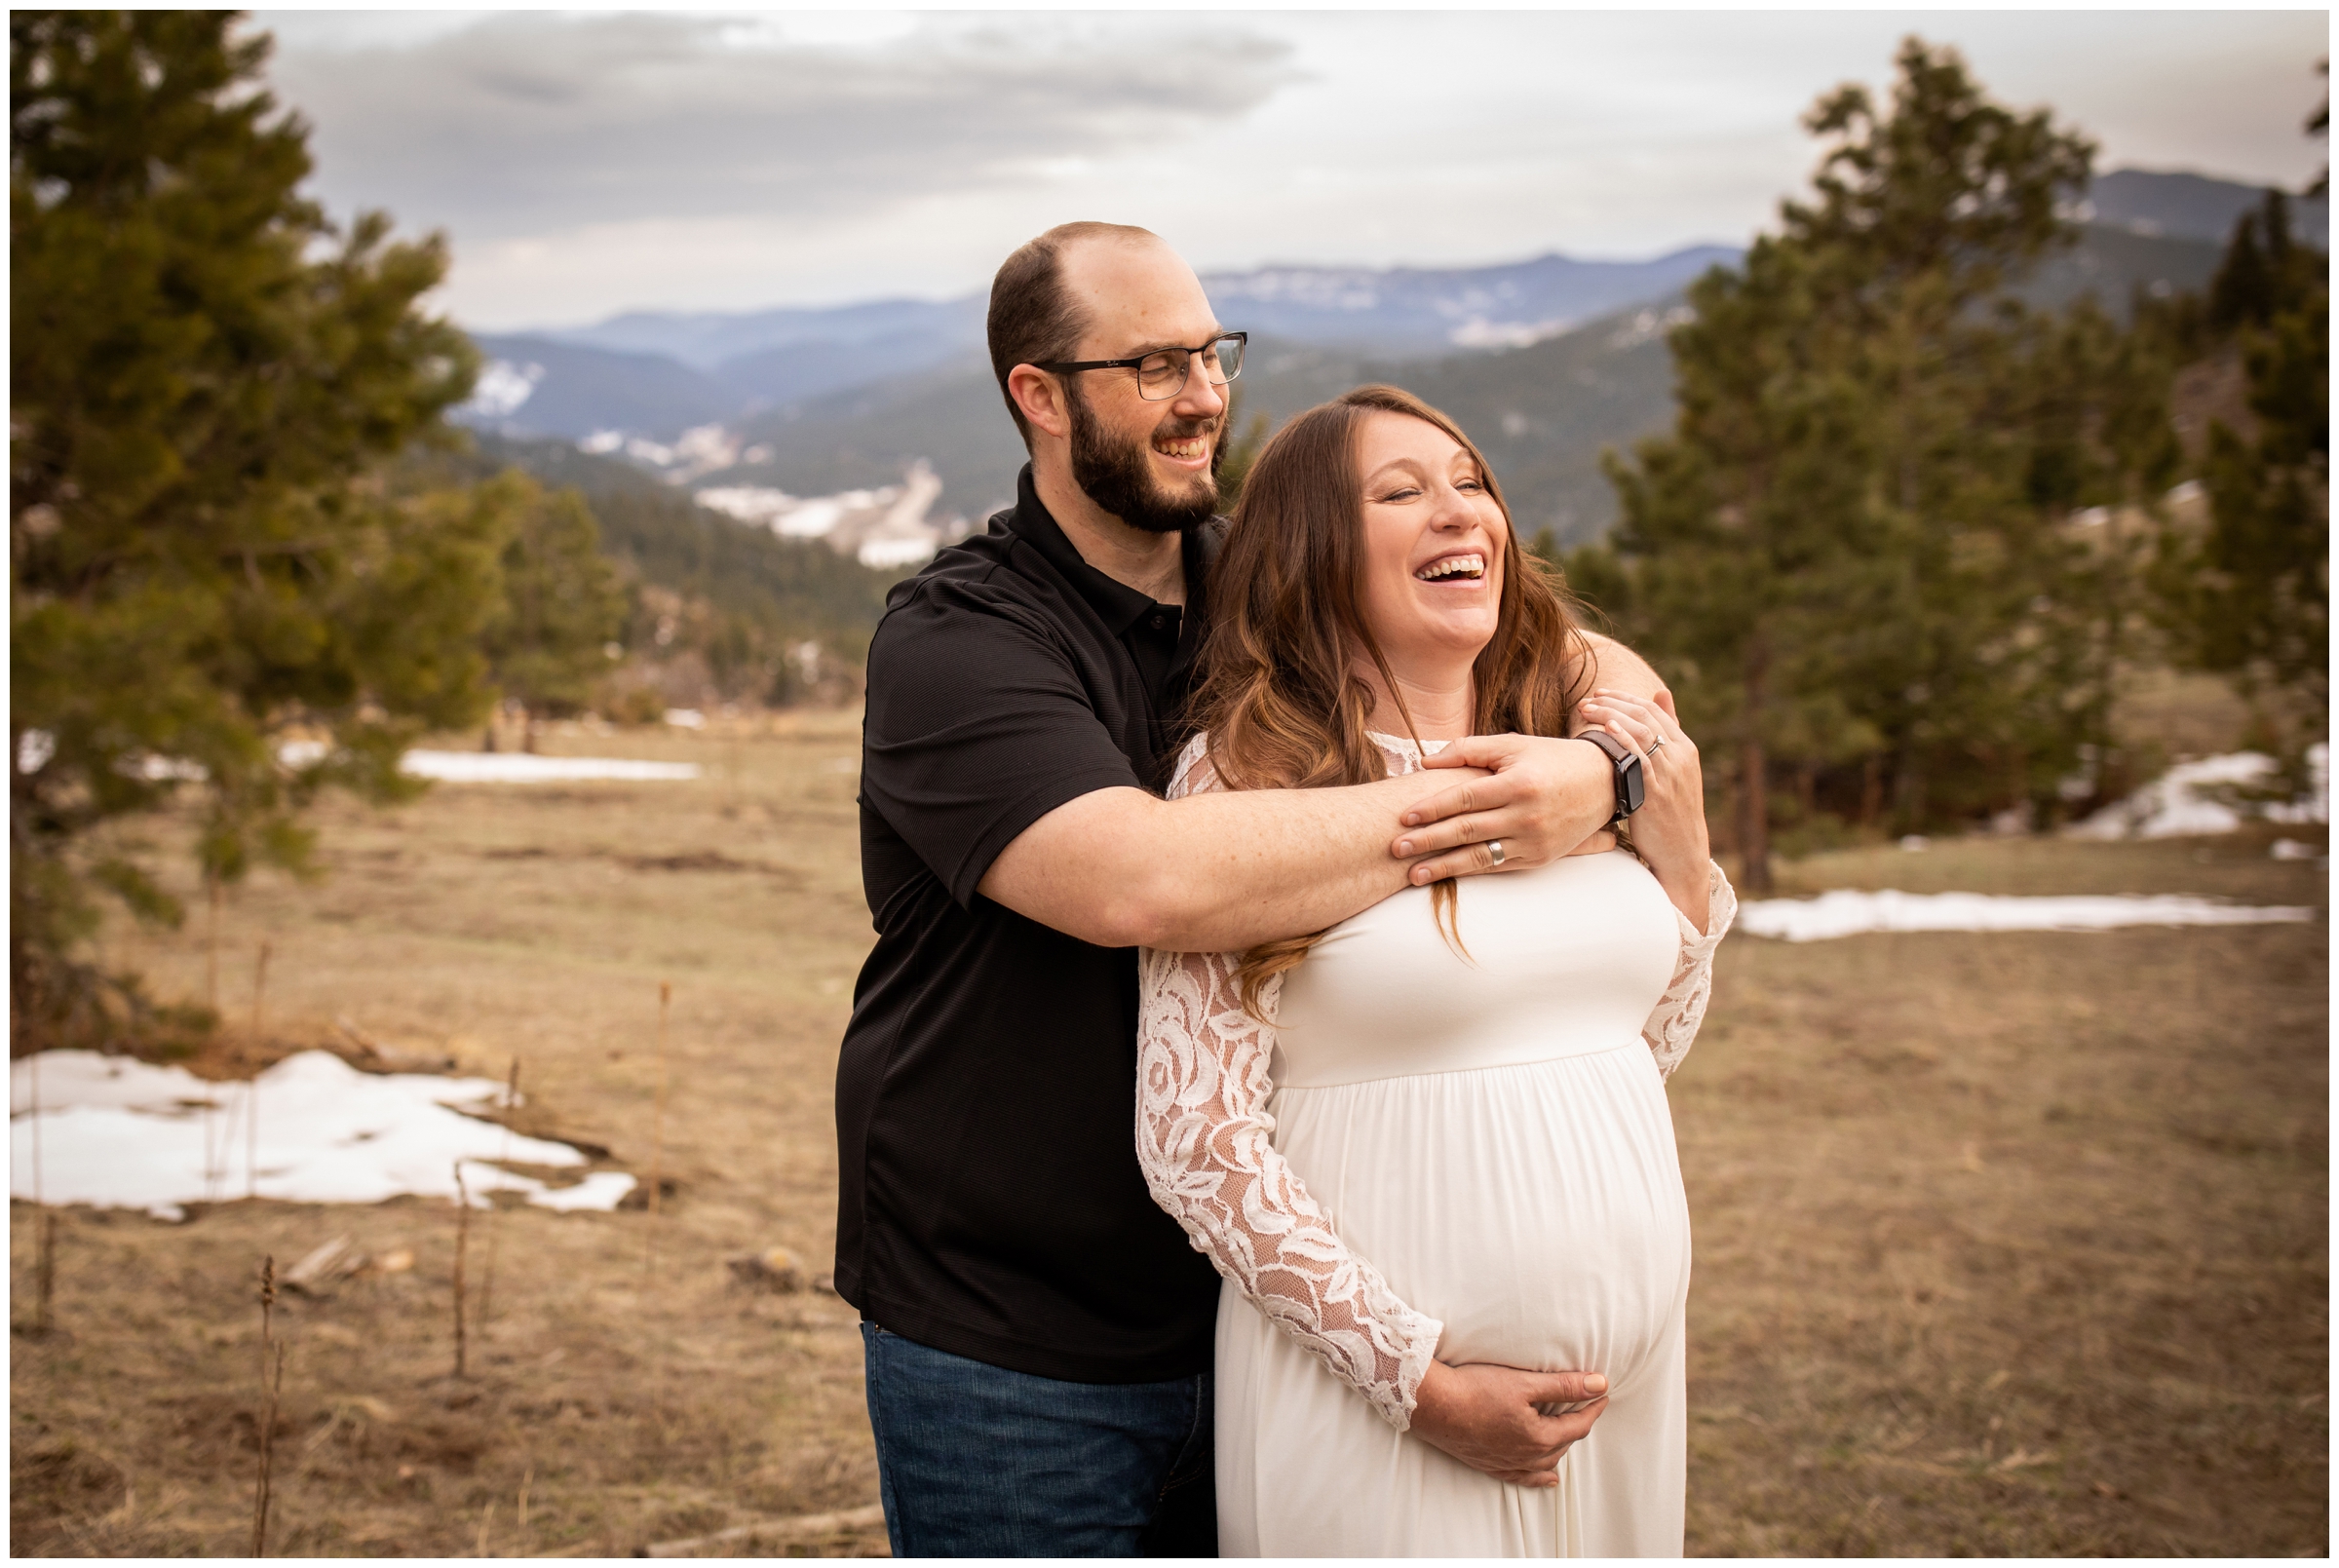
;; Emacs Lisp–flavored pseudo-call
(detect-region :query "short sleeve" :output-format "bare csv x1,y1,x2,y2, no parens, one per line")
860,581,1144,908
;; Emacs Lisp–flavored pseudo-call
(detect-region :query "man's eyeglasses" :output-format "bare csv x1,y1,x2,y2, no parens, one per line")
1036,332,1246,402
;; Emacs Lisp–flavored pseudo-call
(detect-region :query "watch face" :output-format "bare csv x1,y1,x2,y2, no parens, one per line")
1619,754,1647,817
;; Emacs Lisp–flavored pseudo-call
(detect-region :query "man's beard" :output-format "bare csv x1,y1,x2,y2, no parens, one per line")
1066,382,1226,534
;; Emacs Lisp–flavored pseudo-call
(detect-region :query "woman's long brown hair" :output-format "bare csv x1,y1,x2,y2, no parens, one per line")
1188,385,1596,1015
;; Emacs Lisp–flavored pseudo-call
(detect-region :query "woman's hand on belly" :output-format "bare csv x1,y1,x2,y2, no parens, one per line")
1407,1358,1610,1488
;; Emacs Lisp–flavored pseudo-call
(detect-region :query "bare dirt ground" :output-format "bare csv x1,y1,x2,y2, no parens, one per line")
10,710,2328,1556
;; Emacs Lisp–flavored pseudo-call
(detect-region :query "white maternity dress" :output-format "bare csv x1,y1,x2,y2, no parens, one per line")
1137,734,1736,1558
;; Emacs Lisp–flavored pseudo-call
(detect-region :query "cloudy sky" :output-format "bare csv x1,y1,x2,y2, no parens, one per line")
251,9,2329,331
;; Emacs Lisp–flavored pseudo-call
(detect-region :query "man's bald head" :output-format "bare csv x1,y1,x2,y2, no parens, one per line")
987,221,1169,447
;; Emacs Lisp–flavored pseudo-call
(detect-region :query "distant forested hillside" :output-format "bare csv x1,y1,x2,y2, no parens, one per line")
445,209,2233,577
679,220,2223,540
408,435,904,668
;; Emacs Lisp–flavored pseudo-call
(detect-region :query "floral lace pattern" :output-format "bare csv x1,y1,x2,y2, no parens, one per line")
1134,732,1734,1431
1648,860,1737,1078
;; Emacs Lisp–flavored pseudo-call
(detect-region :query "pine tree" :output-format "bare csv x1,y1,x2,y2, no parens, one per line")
1780,40,2097,833
477,476,629,751
1212,389,1273,510
1588,235,1888,892
10,13,492,1033
2152,190,2328,723
1581,39,2139,889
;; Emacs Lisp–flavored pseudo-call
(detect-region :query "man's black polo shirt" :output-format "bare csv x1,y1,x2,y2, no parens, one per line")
836,465,1223,1384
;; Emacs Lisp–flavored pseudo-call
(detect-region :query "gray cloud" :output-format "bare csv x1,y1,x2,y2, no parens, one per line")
266,13,1294,238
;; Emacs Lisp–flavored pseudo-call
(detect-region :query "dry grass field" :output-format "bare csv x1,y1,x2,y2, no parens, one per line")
1680,831,2326,1555
9,711,2328,1556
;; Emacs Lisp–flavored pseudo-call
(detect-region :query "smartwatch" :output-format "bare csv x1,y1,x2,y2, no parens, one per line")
1575,729,1646,826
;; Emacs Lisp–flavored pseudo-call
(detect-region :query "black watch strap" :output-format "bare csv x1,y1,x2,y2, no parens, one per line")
1575,729,1647,824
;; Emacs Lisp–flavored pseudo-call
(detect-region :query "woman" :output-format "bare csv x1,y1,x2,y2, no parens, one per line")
1135,386,1735,1556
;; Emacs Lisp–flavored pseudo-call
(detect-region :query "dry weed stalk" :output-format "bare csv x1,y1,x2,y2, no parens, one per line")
26,1051,54,1336
517,1462,533,1531
475,1498,495,1556
478,1056,519,1325
27,1035,42,1205
202,1090,220,1204
250,1255,285,1556
246,941,271,1201
35,1211,58,1337
206,876,222,1013
645,981,671,1276
451,1164,472,1379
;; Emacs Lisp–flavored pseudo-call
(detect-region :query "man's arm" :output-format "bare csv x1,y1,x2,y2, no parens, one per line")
1575,630,1669,709
979,752,1594,951
978,631,1664,950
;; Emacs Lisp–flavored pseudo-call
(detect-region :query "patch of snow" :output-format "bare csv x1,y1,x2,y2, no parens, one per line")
698,461,951,568
696,485,800,527
463,360,545,419
11,1050,633,1220
1204,267,1381,310
525,1171,640,1212
2066,746,2328,839
2271,838,2323,861
859,533,942,569
21,736,699,785
1606,304,1694,351
1450,316,1575,350
672,423,739,473
584,424,747,485
2264,744,2330,824
775,497,849,538
1898,835,1931,851
663,708,706,730
1739,889,2316,942
400,750,699,783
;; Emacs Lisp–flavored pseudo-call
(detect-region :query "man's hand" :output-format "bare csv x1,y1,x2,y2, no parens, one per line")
1407,1359,1610,1487
1393,734,1618,884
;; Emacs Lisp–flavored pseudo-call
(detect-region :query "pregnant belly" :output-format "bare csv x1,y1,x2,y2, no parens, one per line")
1270,1046,1692,1389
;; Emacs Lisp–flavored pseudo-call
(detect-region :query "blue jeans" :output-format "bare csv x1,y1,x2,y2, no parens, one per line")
860,1321,1215,1557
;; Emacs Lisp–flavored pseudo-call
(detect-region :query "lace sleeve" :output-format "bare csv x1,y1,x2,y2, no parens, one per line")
1642,860,1738,1080
1135,737,1444,1432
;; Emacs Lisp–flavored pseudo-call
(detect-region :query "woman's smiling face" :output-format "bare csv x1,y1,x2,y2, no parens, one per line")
1353,409,1510,677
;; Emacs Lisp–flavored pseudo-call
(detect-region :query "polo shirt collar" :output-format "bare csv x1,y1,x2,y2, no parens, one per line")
1002,464,1205,634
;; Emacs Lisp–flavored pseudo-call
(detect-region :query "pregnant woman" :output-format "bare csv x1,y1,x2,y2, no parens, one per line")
1136,386,1735,1556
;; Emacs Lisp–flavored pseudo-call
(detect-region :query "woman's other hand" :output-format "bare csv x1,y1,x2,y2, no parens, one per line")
1408,1358,1610,1487
1576,688,1711,932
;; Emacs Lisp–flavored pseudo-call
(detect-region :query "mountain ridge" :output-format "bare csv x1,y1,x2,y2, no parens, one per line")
460,167,2297,540
491,168,2315,373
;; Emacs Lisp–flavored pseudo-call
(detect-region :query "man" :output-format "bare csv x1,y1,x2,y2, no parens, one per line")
838,221,1656,1556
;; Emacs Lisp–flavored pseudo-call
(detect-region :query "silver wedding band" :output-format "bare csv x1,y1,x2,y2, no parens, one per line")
1487,840,1506,867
